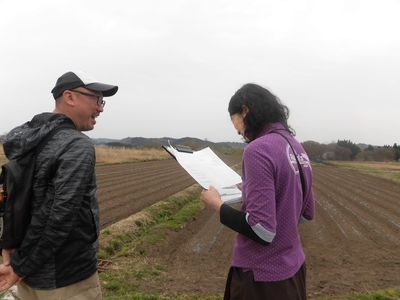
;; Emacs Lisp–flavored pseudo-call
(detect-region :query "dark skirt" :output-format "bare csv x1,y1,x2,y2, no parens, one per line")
224,264,307,300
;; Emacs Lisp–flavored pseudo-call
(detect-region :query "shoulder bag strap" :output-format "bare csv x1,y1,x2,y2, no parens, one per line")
270,130,308,217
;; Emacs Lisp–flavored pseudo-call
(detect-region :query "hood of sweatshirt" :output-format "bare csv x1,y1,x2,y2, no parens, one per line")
3,113,76,160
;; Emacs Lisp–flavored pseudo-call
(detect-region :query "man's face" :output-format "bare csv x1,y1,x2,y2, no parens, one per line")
69,87,104,131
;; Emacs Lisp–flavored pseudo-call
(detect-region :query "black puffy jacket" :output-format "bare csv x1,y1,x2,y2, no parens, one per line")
4,112,99,289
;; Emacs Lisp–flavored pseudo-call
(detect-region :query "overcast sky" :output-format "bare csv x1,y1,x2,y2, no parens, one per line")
1,0,399,146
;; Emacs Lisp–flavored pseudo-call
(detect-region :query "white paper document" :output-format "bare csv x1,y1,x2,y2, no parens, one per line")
163,145,242,204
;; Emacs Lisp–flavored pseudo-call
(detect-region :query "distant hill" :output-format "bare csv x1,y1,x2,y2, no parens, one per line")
92,136,245,151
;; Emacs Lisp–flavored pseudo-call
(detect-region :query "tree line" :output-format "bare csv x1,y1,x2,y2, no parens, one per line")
302,139,400,162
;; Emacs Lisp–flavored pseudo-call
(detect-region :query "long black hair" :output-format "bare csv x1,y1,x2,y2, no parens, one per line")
228,83,293,141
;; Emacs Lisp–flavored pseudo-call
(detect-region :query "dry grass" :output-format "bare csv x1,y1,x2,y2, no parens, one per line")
0,145,5,166
329,161,400,184
0,144,170,165
95,145,170,164
332,161,400,171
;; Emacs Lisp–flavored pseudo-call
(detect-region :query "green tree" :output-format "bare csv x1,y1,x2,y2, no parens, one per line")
366,145,374,151
337,139,361,160
394,143,400,161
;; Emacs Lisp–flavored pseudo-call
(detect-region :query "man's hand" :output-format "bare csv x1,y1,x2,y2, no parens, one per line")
1,249,14,266
0,249,20,292
0,263,21,292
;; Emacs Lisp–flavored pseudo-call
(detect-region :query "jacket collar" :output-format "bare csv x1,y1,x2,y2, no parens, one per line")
255,122,288,139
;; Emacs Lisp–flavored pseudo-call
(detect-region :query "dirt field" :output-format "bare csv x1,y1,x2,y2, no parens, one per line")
97,154,241,228
97,161,400,299
97,159,194,227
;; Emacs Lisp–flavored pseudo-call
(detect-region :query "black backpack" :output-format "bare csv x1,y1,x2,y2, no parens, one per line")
0,123,75,249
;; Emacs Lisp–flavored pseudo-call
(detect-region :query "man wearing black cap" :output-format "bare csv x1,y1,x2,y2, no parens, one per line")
0,71,118,299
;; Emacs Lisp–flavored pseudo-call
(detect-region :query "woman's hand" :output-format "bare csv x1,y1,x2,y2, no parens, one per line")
201,186,223,212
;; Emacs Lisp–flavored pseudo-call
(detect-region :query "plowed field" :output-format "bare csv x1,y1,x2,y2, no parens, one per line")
97,161,400,299
96,155,241,227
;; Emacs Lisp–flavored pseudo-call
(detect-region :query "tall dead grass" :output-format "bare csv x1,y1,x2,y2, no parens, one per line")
95,145,170,164
0,144,170,165
330,160,400,184
332,160,400,171
0,145,5,166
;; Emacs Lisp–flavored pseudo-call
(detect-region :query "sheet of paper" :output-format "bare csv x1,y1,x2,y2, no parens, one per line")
163,145,242,203
219,185,242,204
173,147,242,190
163,145,177,157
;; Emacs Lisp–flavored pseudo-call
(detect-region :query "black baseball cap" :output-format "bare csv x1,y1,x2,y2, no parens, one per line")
51,71,118,99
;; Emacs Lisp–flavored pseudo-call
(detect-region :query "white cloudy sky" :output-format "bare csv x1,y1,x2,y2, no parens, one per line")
1,0,399,145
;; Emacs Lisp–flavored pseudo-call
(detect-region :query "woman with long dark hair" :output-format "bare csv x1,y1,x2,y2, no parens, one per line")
201,83,315,299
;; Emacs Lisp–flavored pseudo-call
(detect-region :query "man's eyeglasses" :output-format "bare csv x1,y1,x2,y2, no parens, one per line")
70,90,106,107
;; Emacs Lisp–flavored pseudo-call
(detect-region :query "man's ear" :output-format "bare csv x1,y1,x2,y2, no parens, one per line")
62,90,75,107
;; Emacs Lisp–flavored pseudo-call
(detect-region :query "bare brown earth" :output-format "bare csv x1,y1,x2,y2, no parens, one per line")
97,159,194,227
98,161,400,299
97,155,241,228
